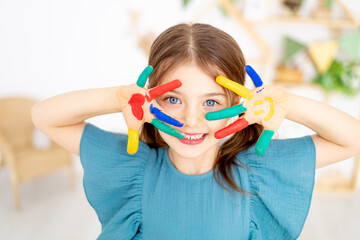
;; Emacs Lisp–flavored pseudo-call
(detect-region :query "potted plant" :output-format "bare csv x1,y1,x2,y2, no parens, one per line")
313,59,360,96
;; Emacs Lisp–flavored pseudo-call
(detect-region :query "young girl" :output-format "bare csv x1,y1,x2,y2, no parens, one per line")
31,23,360,240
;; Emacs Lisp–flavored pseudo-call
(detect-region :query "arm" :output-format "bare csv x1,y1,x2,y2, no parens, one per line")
31,86,124,156
286,93,360,169
32,67,184,156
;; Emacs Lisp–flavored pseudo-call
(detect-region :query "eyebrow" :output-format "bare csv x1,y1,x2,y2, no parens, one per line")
170,89,226,97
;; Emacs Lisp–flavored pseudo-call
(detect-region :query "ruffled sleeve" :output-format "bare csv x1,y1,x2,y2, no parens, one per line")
244,136,316,240
79,123,151,240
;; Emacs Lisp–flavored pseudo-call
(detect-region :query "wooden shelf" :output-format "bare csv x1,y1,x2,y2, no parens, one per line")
250,17,359,29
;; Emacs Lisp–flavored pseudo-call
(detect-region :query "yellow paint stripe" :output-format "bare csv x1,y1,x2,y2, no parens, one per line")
127,129,139,154
264,97,274,121
216,76,251,99
255,110,265,115
254,100,263,106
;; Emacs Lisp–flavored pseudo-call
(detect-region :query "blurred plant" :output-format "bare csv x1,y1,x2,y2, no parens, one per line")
325,0,334,9
182,0,191,7
313,60,360,96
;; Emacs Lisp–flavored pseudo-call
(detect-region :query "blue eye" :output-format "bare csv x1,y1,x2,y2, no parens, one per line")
205,100,217,106
167,97,180,104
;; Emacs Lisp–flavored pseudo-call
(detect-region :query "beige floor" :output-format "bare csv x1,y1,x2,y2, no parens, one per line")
1,163,359,240
299,192,360,240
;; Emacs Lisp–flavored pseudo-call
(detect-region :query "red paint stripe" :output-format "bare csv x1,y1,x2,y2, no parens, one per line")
214,118,249,139
146,80,182,102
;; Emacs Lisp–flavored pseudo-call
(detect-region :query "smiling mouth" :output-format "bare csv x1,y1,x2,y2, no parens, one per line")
179,133,208,145
183,133,206,140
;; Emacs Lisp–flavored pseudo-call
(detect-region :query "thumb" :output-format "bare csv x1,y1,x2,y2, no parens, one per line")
122,105,143,155
127,128,139,155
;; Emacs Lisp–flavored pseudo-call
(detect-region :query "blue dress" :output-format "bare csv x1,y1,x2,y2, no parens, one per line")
80,123,316,240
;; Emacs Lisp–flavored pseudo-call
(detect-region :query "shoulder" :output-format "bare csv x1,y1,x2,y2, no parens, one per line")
80,123,152,164
79,123,160,238
237,135,316,168
235,136,316,239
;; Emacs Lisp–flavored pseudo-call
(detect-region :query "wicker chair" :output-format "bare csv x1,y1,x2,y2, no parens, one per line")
0,97,73,209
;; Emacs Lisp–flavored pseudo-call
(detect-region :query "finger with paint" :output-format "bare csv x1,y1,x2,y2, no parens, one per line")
127,129,140,155
244,65,276,155
255,129,274,156
127,66,184,154
245,65,263,88
243,66,275,155
205,73,255,138
136,65,154,88
205,65,275,156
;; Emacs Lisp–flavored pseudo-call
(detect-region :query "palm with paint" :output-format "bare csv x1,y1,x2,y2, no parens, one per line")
206,65,290,155
119,66,184,154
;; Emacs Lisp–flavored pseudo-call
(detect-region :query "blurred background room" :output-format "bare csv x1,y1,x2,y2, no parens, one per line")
0,0,360,239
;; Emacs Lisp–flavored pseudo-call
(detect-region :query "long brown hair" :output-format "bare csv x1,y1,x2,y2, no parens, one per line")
140,23,263,194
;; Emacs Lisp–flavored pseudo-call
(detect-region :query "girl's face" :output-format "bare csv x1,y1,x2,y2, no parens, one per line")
156,62,233,161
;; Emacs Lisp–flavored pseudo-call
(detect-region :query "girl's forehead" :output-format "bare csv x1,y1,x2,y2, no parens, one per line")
164,78,226,97
155,62,239,104
160,64,223,90
156,63,237,104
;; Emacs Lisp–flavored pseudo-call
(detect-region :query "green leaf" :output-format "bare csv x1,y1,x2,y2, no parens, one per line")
182,0,191,7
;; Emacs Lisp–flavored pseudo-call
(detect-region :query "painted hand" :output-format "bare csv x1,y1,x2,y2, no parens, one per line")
205,65,289,155
121,66,184,154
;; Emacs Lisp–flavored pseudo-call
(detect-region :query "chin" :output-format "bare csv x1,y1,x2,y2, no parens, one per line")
170,146,206,159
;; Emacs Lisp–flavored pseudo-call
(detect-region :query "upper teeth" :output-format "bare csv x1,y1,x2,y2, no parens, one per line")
184,134,205,140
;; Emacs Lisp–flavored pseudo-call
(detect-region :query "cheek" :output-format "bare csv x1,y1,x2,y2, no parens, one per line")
206,118,229,131
158,130,174,144
159,104,187,121
160,109,184,123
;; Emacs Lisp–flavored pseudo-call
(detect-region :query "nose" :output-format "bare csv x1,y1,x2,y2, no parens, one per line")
182,105,203,127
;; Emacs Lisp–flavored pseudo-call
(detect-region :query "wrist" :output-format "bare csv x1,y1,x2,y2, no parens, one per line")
285,92,308,124
285,92,298,121
114,85,130,112
285,92,296,120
